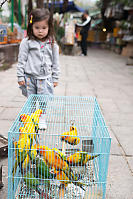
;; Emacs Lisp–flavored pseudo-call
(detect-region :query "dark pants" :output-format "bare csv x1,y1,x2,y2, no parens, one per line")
81,31,88,56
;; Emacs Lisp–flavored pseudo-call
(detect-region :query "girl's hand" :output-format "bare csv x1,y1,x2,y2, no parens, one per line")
18,81,25,86
53,82,58,87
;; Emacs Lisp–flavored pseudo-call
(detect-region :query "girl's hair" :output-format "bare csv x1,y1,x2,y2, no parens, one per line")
27,8,54,41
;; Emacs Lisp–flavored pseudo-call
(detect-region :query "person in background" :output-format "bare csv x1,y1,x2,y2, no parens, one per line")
76,10,91,56
17,8,60,98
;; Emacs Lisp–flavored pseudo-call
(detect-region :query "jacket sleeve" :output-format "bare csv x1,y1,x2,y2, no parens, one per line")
76,16,91,27
17,38,29,82
52,42,60,82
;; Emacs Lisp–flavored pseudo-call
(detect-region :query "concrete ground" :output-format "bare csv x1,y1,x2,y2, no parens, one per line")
0,47,133,198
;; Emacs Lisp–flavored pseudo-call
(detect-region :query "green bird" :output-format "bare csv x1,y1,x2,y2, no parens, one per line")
23,171,40,189
35,157,55,181
12,149,28,181
28,148,55,182
23,171,52,199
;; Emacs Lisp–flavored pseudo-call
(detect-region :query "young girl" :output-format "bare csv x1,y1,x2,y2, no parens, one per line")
17,8,60,98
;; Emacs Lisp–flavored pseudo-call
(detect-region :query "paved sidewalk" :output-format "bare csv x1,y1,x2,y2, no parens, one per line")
0,48,133,198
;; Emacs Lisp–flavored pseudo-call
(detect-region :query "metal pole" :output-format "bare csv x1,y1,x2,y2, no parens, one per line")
18,0,21,26
11,0,14,32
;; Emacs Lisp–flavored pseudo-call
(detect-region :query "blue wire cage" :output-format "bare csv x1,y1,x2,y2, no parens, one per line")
8,95,111,199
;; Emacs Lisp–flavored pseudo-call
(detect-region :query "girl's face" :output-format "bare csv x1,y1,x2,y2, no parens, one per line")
32,19,49,41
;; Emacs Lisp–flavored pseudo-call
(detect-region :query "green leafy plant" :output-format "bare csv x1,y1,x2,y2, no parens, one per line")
111,0,133,6
54,21,65,44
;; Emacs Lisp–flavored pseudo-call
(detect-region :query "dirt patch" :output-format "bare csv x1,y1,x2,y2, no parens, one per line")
0,62,12,71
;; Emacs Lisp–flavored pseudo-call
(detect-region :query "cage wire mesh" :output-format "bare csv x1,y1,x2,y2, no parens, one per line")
8,95,111,199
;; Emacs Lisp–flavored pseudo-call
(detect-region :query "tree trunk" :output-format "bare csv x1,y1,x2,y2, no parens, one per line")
36,0,44,8
50,0,55,14
62,0,68,13
14,0,24,25
46,0,49,8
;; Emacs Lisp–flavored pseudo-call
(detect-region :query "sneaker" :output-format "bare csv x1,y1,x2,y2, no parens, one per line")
79,53,84,56
39,114,47,130
79,53,87,56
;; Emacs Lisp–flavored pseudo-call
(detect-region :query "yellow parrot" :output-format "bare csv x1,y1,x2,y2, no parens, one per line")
61,125,80,145
19,127,29,139
37,145,68,171
23,120,37,141
37,145,86,190
13,127,29,162
19,113,31,123
52,148,67,161
19,113,36,139
12,135,32,179
53,169,70,187
19,109,42,129
30,109,43,129
13,124,37,175
53,169,86,191
17,136,31,153
23,144,38,169
67,151,100,166
19,110,42,141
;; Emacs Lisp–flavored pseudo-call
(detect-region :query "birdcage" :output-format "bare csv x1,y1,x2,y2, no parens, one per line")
8,95,111,199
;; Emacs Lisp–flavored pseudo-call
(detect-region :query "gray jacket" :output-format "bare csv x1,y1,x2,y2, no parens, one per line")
17,38,60,82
